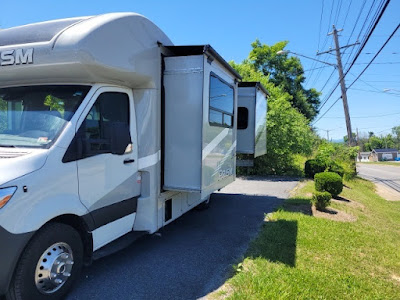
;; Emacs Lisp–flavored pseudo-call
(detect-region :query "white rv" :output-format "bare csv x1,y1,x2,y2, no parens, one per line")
236,82,269,166
0,13,266,299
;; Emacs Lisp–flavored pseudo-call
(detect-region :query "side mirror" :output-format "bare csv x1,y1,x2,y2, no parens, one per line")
110,122,131,155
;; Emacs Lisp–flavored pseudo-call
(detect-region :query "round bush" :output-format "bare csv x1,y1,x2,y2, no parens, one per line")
314,172,343,197
304,159,326,178
312,191,332,210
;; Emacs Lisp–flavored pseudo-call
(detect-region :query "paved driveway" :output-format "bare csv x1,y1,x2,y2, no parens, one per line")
357,163,400,200
67,177,298,300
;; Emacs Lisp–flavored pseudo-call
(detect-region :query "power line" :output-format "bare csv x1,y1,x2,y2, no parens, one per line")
333,0,344,26
313,96,342,124
304,65,331,72
348,87,400,97
340,0,353,29
315,0,392,122
347,23,400,90
343,0,391,76
318,0,325,50
320,69,336,92
344,0,383,69
323,111,400,119
345,0,367,46
353,61,400,65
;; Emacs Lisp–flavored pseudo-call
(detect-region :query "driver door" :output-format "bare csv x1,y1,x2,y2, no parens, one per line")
75,87,140,248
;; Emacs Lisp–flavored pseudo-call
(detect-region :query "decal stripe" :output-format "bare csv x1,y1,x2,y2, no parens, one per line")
83,196,138,231
212,141,237,176
138,151,160,170
202,128,230,160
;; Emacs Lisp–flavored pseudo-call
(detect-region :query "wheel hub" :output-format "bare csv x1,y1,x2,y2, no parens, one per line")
35,242,74,294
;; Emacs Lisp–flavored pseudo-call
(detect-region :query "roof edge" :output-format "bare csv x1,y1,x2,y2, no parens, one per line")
239,81,270,96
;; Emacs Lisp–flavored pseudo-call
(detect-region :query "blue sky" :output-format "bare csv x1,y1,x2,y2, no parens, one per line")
1,0,399,140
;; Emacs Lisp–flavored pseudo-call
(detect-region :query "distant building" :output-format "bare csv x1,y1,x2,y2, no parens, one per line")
370,149,399,162
358,152,371,162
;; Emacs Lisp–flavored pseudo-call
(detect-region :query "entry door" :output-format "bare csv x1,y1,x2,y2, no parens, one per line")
76,87,140,229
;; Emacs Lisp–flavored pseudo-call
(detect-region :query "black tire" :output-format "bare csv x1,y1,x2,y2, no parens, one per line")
6,223,84,300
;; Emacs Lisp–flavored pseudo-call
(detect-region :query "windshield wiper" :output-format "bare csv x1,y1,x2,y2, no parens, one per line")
0,145,16,148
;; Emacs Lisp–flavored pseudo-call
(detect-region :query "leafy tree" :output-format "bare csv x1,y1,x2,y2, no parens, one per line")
392,126,400,149
248,40,320,121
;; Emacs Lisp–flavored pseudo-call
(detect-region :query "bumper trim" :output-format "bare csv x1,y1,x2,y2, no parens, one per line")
0,226,34,295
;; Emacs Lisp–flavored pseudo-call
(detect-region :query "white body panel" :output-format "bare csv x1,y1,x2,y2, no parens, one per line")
237,84,268,158
163,55,237,196
92,213,136,251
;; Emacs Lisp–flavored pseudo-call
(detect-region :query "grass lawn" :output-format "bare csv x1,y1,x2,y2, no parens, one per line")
211,178,400,299
358,161,400,167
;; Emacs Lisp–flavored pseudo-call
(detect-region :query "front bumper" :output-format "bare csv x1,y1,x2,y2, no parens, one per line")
0,226,34,295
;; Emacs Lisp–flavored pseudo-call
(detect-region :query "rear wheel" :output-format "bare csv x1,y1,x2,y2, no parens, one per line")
6,223,84,300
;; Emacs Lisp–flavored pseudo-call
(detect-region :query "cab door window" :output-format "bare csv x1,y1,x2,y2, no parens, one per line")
81,92,130,156
63,92,130,163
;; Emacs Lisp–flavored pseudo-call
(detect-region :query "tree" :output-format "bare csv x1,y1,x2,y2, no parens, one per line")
393,126,400,138
248,40,321,121
392,126,400,149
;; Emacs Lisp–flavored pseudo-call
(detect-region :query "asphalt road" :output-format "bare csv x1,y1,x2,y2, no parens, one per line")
357,163,400,194
67,176,298,300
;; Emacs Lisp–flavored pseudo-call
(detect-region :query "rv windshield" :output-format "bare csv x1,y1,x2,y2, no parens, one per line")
0,85,90,148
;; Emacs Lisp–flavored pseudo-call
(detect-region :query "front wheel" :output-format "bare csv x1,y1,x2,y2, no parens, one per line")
6,223,84,300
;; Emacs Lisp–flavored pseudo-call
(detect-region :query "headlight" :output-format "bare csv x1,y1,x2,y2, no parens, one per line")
0,187,17,209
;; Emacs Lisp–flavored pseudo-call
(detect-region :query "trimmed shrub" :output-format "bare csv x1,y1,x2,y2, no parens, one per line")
327,162,345,178
314,172,343,197
312,191,332,210
304,159,326,178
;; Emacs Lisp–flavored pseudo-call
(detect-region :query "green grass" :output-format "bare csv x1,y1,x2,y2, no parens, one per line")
358,161,400,167
213,178,400,299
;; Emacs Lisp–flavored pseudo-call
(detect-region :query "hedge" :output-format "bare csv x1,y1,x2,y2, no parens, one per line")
312,191,332,210
304,159,326,178
314,172,343,197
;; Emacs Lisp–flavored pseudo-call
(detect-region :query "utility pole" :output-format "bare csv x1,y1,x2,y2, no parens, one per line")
317,26,359,146
356,127,359,146
319,128,331,141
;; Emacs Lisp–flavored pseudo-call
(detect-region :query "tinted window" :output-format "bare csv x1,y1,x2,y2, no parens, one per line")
209,74,234,128
237,107,249,130
80,92,130,157
0,18,86,46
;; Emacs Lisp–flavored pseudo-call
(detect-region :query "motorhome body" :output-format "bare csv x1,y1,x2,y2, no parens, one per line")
0,13,265,300
0,13,242,299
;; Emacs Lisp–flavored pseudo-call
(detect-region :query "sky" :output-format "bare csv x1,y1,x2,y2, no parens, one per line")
1,0,399,141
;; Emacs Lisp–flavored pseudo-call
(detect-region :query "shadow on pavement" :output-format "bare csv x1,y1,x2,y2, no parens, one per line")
239,176,300,182
67,192,287,300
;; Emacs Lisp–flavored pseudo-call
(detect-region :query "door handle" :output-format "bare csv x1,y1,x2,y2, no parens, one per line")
123,158,135,164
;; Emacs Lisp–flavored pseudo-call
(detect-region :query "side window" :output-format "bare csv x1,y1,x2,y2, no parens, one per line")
237,107,249,130
80,92,130,157
209,74,234,128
